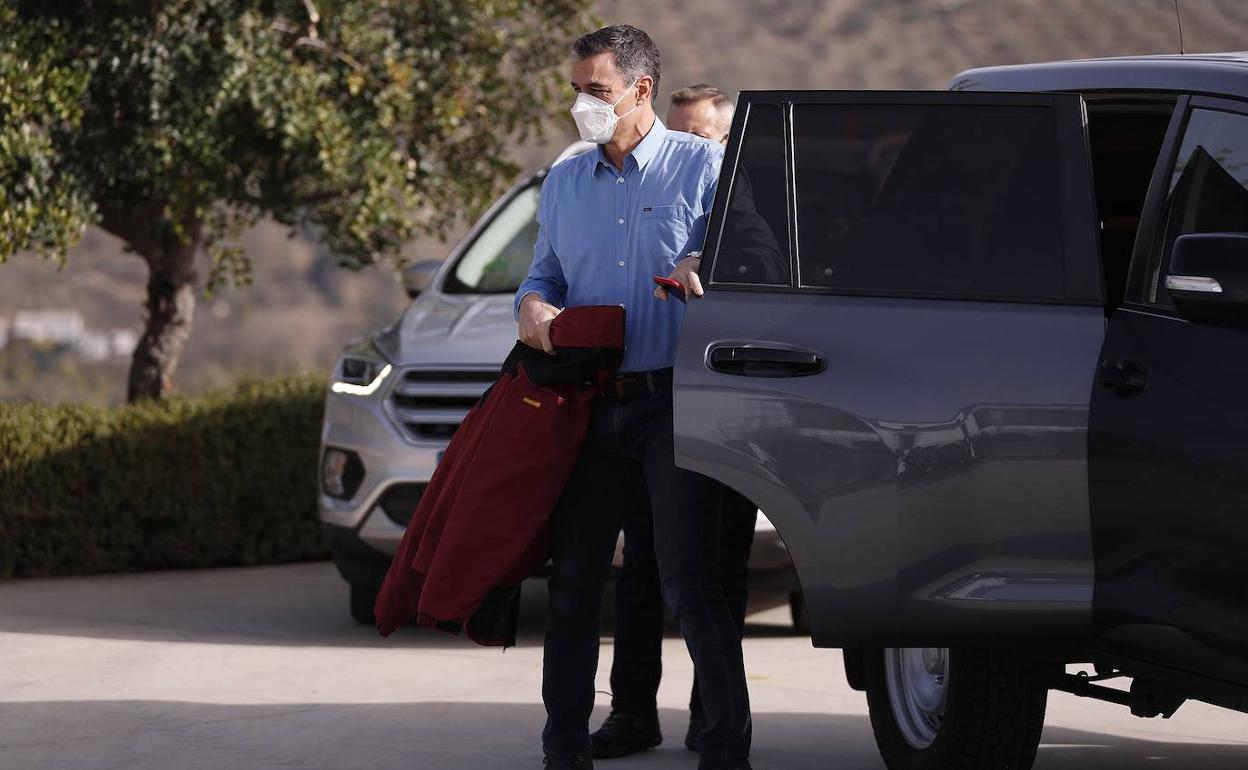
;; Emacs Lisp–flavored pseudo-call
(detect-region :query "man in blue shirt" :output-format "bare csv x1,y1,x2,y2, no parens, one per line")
515,25,752,770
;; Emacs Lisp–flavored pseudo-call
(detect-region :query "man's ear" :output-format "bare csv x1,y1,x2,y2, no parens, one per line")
636,75,655,104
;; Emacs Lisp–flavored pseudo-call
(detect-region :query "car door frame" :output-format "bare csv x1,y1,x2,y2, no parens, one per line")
1091,91,1248,686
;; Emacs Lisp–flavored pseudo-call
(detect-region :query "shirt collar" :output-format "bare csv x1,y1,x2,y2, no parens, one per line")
594,117,667,176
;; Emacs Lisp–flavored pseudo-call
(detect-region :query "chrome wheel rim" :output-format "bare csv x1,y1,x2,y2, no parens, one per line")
883,647,949,749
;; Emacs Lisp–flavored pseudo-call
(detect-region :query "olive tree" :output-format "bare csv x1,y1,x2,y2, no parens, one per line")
1,0,592,400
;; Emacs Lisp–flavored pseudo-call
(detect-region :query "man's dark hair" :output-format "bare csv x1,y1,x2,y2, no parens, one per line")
571,25,661,101
670,83,734,121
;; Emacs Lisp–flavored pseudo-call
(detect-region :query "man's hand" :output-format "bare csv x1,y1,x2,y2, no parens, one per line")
518,292,559,354
654,253,704,302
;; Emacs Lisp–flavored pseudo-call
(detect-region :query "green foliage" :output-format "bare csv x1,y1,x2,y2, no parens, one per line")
1,0,595,287
0,6,93,259
0,374,330,578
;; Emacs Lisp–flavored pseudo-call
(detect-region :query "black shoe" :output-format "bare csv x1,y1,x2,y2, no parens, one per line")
589,710,662,759
685,710,704,752
542,753,592,769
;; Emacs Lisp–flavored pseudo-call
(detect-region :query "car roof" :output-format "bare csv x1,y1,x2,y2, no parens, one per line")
950,52,1248,100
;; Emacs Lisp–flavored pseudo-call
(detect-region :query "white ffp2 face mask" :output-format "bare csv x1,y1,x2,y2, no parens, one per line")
569,80,639,144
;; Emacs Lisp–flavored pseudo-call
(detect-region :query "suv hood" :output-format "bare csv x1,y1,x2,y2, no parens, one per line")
378,291,517,368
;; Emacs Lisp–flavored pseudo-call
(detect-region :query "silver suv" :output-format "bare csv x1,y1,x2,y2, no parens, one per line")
318,142,796,626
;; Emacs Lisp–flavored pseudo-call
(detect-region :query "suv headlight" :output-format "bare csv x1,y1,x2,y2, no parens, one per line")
331,338,392,396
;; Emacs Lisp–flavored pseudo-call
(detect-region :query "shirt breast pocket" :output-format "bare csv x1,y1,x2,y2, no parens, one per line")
639,204,691,263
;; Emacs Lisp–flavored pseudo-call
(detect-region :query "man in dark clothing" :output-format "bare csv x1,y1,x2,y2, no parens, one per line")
517,28,752,770
589,83,759,760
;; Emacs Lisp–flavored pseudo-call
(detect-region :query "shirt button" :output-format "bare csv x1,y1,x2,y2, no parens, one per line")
618,260,625,267
617,218,625,225
617,178,625,184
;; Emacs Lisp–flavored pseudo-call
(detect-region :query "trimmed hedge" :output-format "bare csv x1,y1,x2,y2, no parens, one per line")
0,375,330,578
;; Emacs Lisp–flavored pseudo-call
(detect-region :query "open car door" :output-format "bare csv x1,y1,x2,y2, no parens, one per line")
674,91,1105,649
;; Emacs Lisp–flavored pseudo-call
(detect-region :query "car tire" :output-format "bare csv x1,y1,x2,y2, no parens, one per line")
863,647,1048,770
350,583,378,626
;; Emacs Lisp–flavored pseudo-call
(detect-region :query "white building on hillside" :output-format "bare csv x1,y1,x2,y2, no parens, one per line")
75,328,140,362
12,310,85,346
5,310,136,360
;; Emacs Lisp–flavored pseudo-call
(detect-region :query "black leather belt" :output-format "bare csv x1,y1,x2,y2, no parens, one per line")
610,367,673,400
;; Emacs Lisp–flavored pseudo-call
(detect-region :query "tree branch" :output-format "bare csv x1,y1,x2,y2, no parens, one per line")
272,8,364,73
293,36,365,72
303,0,321,34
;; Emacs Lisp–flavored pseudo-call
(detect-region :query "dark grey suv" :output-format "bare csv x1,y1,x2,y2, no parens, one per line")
673,53,1248,768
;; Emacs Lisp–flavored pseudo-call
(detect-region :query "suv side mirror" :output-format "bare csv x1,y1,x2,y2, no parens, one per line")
1164,233,1248,327
400,259,442,299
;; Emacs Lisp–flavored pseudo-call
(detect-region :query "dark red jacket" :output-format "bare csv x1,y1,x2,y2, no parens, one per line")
374,305,624,644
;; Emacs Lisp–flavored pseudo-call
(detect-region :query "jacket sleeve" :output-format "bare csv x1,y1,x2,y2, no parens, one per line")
514,179,568,318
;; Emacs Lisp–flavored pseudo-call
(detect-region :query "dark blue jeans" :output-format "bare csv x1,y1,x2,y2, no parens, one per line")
610,488,757,720
541,390,752,768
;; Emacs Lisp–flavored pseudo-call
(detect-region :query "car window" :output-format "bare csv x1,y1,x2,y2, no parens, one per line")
710,103,793,286
791,103,1079,301
444,182,541,294
1149,108,1248,306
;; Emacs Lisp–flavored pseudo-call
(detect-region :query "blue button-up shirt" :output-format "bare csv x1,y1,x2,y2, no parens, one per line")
515,119,724,372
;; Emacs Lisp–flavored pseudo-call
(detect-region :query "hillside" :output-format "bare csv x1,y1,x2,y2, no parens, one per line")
2,0,1244,405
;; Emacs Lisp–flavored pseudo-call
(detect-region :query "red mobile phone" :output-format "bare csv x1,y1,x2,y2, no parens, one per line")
652,275,687,304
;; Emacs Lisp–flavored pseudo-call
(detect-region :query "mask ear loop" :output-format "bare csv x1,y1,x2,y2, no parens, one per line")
613,78,642,120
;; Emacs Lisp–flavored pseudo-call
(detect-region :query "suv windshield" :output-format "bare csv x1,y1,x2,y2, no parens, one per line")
443,181,541,294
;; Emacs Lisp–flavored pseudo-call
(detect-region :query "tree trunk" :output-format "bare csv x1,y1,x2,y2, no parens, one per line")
127,241,199,402
100,206,202,403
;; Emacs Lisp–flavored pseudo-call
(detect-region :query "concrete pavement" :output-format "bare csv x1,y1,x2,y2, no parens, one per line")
1,562,1246,769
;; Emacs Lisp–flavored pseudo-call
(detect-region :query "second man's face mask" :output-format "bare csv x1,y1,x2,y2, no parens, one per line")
570,79,640,144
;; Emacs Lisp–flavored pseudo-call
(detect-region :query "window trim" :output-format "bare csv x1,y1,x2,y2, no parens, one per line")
1125,94,1248,315
702,99,796,289
704,90,1104,306
783,102,799,289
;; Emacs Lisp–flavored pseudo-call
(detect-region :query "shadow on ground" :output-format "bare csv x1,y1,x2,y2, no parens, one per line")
0,562,803,649
0,701,1243,770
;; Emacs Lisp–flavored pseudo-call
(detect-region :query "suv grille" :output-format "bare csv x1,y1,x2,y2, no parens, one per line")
388,368,496,442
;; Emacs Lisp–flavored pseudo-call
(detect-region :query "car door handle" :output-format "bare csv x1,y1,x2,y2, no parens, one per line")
707,345,826,378
1096,358,1147,397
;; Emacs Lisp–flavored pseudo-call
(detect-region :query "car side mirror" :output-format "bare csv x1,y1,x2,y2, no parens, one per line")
400,259,442,299
1164,233,1248,327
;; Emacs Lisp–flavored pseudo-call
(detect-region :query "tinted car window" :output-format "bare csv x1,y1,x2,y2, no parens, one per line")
444,182,541,294
711,103,792,286
1152,108,1248,305
792,104,1070,301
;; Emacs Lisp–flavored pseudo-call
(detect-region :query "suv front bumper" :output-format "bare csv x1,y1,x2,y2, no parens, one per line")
319,377,799,593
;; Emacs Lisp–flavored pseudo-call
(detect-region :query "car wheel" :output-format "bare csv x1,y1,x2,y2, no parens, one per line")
864,647,1047,770
350,583,378,626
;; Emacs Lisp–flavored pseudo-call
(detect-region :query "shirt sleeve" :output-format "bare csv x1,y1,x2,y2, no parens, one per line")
689,145,725,253
514,179,568,318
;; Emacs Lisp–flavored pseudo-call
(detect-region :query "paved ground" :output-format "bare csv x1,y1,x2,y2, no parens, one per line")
1,562,1247,770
